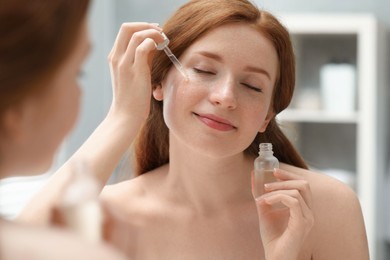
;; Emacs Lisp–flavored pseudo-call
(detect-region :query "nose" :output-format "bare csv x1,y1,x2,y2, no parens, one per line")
209,79,237,109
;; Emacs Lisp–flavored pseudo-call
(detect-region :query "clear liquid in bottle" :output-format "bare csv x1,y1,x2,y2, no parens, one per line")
253,143,279,198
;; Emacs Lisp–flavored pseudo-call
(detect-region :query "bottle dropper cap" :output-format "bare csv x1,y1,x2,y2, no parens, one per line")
156,32,170,50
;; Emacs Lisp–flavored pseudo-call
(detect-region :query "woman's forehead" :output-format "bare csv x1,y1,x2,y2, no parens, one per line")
182,23,278,79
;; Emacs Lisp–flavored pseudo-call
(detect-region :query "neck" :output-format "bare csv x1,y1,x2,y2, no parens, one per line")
164,138,255,213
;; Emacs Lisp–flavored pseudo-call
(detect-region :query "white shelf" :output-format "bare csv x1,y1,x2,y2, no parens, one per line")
278,13,378,34
279,13,388,260
277,109,359,123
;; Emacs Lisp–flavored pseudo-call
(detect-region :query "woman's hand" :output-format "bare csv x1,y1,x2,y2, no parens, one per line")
51,198,137,258
252,168,314,260
108,22,163,125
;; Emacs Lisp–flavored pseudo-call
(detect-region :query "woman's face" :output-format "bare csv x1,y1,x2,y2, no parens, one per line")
156,23,278,158
9,19,90,175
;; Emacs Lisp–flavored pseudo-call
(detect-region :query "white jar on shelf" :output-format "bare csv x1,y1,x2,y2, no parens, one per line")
320,62,356,114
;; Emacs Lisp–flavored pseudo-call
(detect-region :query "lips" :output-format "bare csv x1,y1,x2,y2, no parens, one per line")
194,113,236,132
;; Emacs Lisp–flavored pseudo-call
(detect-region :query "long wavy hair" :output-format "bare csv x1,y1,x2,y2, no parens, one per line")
135,0,307,175
0,0,90,121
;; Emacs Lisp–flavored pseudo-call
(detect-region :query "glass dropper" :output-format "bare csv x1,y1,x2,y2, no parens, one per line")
156,33,189,80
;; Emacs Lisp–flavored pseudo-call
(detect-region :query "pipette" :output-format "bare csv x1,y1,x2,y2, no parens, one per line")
156,33,188,80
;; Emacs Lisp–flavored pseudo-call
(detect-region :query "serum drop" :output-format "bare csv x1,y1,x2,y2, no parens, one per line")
253,143,279,198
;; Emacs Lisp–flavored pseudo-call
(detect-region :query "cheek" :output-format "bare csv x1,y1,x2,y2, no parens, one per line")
161,75,197,115
64,82,81,130
243,102,270,132
161,82,184,130
52,81,81,137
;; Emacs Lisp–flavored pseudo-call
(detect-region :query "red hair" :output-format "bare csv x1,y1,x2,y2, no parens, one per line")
0,0,90,120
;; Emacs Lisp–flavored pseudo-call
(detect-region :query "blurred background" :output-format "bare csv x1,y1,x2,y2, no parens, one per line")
0,0,389,259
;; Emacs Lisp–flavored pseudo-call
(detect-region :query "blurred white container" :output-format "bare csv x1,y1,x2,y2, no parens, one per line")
320,63,356,114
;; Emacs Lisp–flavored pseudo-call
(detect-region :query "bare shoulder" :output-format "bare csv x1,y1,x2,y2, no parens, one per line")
101,164,168,215
281,163,358,205
281,164,369,259
281,163,361,225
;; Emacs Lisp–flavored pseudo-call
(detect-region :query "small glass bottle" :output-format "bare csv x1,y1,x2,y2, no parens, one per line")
253,143,279,198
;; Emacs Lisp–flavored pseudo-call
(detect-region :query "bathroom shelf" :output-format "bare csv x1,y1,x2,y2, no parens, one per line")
277,109,359,123
278,13,388,260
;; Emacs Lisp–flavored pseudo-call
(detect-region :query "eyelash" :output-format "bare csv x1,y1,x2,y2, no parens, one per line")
193,68,263,93
242,83,263,93
193,68,215,75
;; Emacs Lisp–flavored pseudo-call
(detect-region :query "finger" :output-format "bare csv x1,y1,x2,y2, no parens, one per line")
260,189,312,218
269,168,312,208
125,30,163,66
273,168,303,181
264,179,312,209
262,193,314,232
132,38,157,76
110,22,161,56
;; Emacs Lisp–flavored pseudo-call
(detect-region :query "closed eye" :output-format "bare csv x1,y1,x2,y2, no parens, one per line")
242,83,263,93
193,68,216,75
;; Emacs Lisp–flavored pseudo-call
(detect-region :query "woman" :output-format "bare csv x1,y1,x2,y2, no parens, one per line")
0,0,163,258
20,0,369,259
101,0,369,259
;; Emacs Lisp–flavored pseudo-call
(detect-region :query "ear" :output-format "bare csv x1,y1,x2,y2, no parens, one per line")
152,84,164,101
258,109,275,133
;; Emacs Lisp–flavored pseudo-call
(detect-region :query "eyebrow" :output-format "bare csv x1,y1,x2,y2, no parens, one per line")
196,51,223,62
244,65,271,80
195,51,271,80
